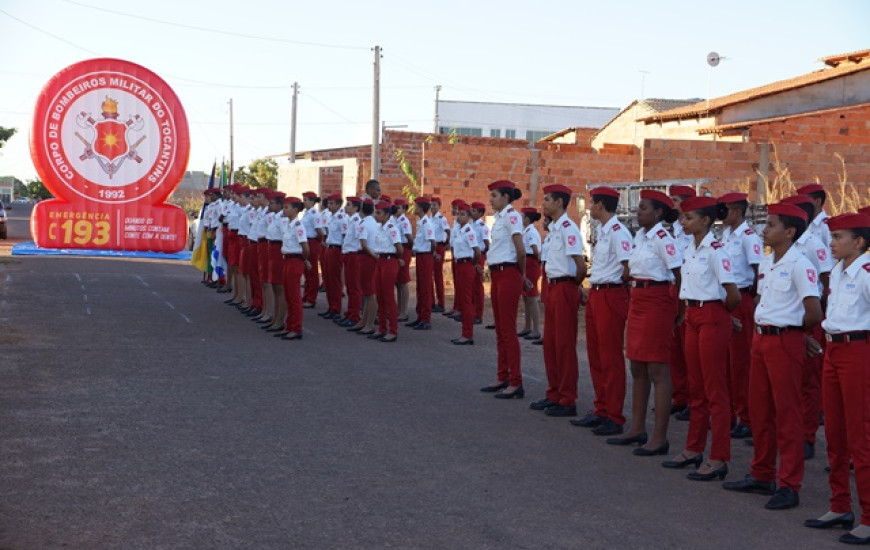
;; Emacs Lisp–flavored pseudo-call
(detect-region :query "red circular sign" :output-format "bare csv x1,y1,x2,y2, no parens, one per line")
31,58,189,205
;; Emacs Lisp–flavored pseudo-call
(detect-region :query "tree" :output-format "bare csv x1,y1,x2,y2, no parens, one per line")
0,126,16,150
233,157,279,189
26,179,52,200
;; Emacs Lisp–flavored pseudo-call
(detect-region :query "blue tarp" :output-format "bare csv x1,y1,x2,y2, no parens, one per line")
11,241,192,261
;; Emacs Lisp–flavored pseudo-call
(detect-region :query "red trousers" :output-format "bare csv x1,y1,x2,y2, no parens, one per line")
282,257,304,333
343,253,362,322
802,324,824,445
433,243,446,308
540,267,549,304
376,257,399,335
449,256,458,311
415,253,434,323
684,303,733,461
491,266,523,387
248,240,263,309
749,330,805,490
473,253,486,319
823,339,870,524
670,323,689,407
728,291,755,427
227,230,240,267
543,279,581,407
454,260,475,339
303,239,321,305
238,239,250,275
323,246,343,313
586,286,629,425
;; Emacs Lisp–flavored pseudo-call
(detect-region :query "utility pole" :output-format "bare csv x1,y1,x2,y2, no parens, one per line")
372,45,381,180
228,98,235,179
433,85,441,134
290,82,298,164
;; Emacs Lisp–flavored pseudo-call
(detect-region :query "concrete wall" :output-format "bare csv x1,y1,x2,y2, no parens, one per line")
277,158,360,199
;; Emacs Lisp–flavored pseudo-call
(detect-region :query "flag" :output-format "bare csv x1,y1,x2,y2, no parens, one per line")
210,161,228,281
190,162,216,272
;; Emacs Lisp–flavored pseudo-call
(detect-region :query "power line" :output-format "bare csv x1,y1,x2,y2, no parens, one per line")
0,7,99,55
58,0,369,51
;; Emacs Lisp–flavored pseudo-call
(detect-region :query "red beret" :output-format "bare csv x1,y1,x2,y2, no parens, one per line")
285,196,302,204
239,187,252,196
669,185,697,198
825,214,870,232
451,198,464,206
487,180,515,191
429,196,441,204
781,194,813,206
414,197,430,205
589,186,619,199
346,196,361,204
255,187,271,195
380,194,392,202
640,190,674,209
271,191,286,201
718,192,748,204
393,198,408,206
521,207,538,214
680,196,718,212
859,206,870,216
471,201,486,210
768,202,808,223
302,191,318,199
543,184,572,195
796,184,825,195
326,192,342,201
375,201,392,210
456,202,471,212
363,198,374,205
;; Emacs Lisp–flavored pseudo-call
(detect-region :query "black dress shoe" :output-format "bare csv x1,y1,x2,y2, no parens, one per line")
523,332,541,340
606,433,648,446
347,326,363,332
485,324,496,330
494,386,525,399
379,335,398,343
675,408,691,421
413,322,431,330
451,338,474,345
281,333,303,340
687,462,728,481
722,475,776,495
443,309,456,316
731,424,752,439
473,318,482,325
529,398,556,411
570,412,604,428
805,441,815,459
765,487,799,510
272,331,290,338
397,315,409,322
223,298,236,304
633,441,670,456
432,305,445,313
266,327,285,333
367,332,385,340
405,319,421,328
302,303,315,309
517,329,531,337
670,404,687,415
804,512,854,529
480,381,509,393
591,419,624,436
840,531,870,545
544,405,577,417
662,453,703,469
245,308,262,317
358,329,375,335
531,339,543,345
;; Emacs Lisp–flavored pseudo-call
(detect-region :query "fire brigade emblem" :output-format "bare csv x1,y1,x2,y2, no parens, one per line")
76,96,146,179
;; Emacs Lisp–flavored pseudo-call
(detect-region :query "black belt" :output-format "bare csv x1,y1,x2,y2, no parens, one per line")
355,251,367,255
489,262,517,272
379,254,397,259
756,325,803,335
548,276,575,285
455,258,474,263
415,251,432,255
257,238,267,243
739,286,754,293
631,279,670,288
591,283,624,290
684,299,720,308
326,244,342,249
825,331,869,343
268,240,282,244
283,254,303,260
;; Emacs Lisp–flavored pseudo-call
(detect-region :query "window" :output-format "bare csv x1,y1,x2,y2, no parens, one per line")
525,130,554,142
439,127,482,137
505,129,516,139
490,129,501,138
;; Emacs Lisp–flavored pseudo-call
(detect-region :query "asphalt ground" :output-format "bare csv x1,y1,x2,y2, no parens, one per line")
0,205,844,549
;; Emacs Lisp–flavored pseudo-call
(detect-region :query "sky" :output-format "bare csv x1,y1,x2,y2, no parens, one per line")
1,0,868,182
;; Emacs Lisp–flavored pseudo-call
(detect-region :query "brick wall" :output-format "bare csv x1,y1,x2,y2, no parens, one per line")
318,166,344,196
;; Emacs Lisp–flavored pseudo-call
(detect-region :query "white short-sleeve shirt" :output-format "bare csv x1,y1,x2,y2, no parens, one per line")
523,225,542,257
452,222,480,260
808,211,832,248
629,222,682,281
281,217,307,254
755,245,820,327
302,208,323,239
358,215,379,250
721,222,763,288
266,214,287,242
544,213,584,279
325,210,347,246
373,221,402,254
342,213,362,254
432,212,448,243
590,217,632,284
822,256,870,333
679,231,736,301
487,205,523,265
412,215,435,253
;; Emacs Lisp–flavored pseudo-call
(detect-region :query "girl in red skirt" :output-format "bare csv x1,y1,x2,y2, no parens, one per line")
519,208,543,341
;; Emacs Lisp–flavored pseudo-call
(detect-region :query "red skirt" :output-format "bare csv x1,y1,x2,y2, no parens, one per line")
397,247,412,284
522,256,541,298
268,242,283,284
359,254,377,296
626,284,677,363
227,230,240,267
238,239,250,275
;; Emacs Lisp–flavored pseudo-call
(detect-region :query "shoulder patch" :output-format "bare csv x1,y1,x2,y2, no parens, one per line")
711,241,723,250
464,226,471,233
656,229,668,239
611,223,621,231
562,220,571,228
744,228,754,235
863,263,870,273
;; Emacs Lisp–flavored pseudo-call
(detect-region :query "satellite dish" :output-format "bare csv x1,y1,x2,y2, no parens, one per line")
707,51,721,67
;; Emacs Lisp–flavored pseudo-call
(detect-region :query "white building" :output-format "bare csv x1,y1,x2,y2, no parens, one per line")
436,100,619,142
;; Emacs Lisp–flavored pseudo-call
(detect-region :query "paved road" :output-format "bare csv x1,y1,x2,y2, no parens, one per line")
0,215,841,549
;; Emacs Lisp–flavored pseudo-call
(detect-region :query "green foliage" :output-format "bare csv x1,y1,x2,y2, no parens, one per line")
26,179,52,200
0,126,16,149
234,157,279,189
395,149,421,203
167,189,204,216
